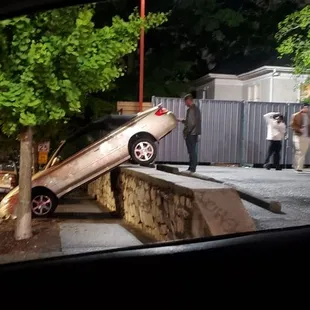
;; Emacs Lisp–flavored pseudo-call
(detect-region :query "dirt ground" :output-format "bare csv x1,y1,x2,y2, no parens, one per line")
0,219,61,255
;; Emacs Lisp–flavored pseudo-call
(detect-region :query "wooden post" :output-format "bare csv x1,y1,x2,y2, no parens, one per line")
139,0,145,112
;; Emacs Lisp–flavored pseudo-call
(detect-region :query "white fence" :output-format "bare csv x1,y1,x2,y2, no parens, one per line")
152,97,307,166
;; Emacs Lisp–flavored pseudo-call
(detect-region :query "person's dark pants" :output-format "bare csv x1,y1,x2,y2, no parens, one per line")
264,140,282,168
185,135,198,172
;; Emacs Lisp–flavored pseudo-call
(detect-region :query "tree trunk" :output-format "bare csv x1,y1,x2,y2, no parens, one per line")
32,142,39,175
15,126,33,241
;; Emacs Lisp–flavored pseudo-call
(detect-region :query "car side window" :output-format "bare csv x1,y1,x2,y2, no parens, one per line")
58,130,104,162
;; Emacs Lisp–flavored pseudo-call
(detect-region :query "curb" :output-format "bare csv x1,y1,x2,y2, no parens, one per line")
156,164,282,214
156,164,179,174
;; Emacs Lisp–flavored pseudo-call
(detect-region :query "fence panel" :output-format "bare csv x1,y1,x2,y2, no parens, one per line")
243,101,288,165
198,99,243,163
152,97,308,165
152,97,243,163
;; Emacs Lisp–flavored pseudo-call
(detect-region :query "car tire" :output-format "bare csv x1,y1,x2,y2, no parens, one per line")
130,138,157,165
31,188,58,218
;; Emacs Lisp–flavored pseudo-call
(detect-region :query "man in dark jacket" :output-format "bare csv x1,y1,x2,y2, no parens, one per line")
177,94,202,173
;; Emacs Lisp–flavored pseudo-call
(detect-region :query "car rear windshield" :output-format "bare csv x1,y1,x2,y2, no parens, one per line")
0,163,15,172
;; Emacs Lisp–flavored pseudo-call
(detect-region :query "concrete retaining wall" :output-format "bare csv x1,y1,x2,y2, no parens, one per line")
88,167,256,241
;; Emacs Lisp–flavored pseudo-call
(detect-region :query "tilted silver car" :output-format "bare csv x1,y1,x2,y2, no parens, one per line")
0,105,176,219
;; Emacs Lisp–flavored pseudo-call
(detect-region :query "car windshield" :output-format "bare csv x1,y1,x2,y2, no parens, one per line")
0,0,309,265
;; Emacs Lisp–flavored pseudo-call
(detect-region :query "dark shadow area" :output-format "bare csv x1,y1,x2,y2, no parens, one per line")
140,163,156,168
110,167,124,217
60,184,93,203
253,164,294,169
156,161,211,166
253,163,310,169
52,212,117,220
59,197,96,205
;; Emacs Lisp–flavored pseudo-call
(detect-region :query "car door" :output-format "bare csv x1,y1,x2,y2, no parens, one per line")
39,123,134,197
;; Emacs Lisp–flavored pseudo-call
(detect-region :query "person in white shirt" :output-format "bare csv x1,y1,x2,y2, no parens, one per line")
263,112,286,170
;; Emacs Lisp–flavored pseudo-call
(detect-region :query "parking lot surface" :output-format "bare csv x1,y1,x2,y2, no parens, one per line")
174,165,310,230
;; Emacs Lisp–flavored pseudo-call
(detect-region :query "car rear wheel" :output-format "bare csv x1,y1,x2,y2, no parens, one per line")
130,138,157,165
31,188,58,218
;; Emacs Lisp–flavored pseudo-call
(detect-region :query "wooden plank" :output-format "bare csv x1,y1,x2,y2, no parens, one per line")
117,101,152,106
121,105,151,108
117,101,152,115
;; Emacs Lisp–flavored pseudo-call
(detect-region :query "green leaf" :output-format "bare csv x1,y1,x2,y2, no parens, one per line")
0,4,167,137
276,6,310,76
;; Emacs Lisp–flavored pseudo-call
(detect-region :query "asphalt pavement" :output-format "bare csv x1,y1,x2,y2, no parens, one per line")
173,165,310,230
0,197,152,264
55,198,144,255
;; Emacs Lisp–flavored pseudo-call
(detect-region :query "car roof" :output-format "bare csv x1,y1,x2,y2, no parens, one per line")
66,114,137,142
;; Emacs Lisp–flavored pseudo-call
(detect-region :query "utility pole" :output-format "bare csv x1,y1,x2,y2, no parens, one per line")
139,0,145,112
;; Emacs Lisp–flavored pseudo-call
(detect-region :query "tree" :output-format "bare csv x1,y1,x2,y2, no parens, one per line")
94,0,245,99
0,4,167,240
276,5,310,75
95,0,305,100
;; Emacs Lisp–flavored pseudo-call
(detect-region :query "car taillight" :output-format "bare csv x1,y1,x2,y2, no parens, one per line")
155,107,168,116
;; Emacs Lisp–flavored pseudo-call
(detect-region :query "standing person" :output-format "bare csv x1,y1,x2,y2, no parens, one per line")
291,103,310,172
263,112,286,170
177,94,201,173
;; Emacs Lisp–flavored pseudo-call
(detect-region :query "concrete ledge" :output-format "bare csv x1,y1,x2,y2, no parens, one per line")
157,164,282,214
88,166,256,241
